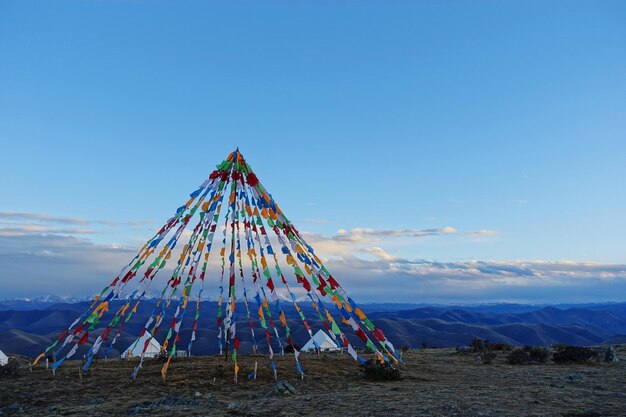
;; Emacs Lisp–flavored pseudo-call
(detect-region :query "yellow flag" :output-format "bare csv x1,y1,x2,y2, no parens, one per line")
161,361,170,382
32,353,45,366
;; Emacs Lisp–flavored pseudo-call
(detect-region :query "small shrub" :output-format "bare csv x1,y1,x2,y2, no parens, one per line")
479,351,497,364
0,357,30,377
486,342,514,352
0,360,18,376
470,337,487,352
507,346,550,364
360,359,401,381
151,350,168,363
507,348,531,365
469,337,514,353
421,341,428,350
455,346,470,355
524,346,549,363
553,346,595,364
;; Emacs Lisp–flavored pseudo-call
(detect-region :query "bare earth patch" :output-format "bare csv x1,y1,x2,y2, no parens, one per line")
1,347,625,417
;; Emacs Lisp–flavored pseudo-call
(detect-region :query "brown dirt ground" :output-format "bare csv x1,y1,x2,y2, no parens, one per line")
1,347,625,417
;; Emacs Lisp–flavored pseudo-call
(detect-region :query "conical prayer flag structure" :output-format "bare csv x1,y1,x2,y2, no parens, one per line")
32,149,402,382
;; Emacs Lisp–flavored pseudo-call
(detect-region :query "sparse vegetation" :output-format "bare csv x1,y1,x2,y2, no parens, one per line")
360,359,401,381
1,349,625,416
525,346,549,362
479,351,497,364
507,348,531,365
455,346,470,355
552,345,595,364
151,350,168,364
0,357,31,377
470,337,486,352
487,342,514,352
470,337,514,353
506,346,550,365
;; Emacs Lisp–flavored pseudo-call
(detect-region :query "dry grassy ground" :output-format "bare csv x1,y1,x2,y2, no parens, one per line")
1,347,625,417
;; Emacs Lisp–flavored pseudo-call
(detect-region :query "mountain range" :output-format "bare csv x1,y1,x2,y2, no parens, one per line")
0,299,625,358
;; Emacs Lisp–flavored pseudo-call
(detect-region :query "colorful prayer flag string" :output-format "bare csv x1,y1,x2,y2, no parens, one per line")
33,149,403,382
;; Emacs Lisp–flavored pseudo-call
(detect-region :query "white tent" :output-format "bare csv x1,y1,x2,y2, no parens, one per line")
0,349,8,366
121,333,162,359
301,329,341,352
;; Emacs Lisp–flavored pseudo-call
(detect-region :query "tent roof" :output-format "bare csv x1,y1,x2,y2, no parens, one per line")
122,333,161,357
302,329,340,351
0,349,8,366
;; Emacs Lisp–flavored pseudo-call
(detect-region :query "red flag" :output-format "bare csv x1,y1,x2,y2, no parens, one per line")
102,327,112,341
327,275,339,290
356,329,368,342
373,329,386,342
78,331,89,345
246,173,259,186
122,270,134,283
73,324,85,335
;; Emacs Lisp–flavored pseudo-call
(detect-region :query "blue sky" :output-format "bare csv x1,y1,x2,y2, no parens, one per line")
1,1,625,302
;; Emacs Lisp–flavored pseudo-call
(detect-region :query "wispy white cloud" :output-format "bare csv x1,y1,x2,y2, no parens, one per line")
465,229,498,237
1,215,624,304
0,212,152,228
300,225,494,259
333,226,458,243
291,226,626,302
0,212,91,225
0,224,100,236
0,211,154,242
360,246,400,262
0,233,135,297
319,256,626,303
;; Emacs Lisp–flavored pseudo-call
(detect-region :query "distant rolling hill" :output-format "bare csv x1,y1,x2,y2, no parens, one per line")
367,304,626,347
0,300,625,358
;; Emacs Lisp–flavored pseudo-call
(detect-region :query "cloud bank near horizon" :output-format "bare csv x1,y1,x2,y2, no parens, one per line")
0,212,625,304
